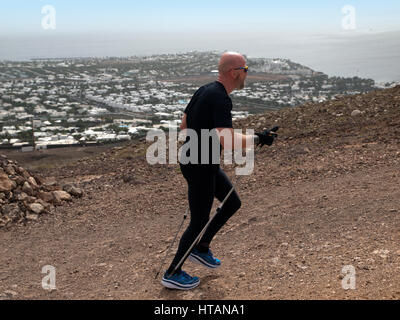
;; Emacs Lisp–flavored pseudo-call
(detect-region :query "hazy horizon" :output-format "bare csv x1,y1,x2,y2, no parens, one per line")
1,0,399,82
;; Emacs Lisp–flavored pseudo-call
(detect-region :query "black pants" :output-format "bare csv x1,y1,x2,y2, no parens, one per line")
168,163,242,274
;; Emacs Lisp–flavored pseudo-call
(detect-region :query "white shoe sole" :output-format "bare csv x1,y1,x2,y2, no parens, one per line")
189,254,221,269
161,278,200,290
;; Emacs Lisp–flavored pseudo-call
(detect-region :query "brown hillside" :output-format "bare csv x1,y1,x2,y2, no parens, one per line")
0,86,399,300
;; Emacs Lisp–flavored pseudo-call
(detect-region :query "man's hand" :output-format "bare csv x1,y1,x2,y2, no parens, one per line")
255,126,279,147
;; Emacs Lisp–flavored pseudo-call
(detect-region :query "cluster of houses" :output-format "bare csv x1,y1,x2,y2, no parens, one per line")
0,117,157,150
0,73,251,149
233,81,330,106
1,52,394,150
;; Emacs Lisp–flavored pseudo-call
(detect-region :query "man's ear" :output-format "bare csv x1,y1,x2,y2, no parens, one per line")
227,69,235,79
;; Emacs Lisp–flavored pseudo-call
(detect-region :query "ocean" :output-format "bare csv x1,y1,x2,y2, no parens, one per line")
0,30,399,83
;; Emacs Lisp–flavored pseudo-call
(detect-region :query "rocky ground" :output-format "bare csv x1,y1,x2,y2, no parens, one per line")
0,154,84,227
0,86,399,300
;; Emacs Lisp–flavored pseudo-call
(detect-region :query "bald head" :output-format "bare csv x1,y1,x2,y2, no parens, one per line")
218,52,246,74
217,52,248,93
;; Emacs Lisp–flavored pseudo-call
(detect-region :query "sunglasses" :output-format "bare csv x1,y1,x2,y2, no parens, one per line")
234,66,249,73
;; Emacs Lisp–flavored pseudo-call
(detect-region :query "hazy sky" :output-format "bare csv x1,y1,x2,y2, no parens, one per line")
1,0,399,81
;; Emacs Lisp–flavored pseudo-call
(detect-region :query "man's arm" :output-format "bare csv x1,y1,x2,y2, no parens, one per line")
180,113,187,130
216,127,256,150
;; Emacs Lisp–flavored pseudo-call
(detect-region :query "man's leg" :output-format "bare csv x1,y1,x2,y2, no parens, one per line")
198,167,242,247
166,166,216,274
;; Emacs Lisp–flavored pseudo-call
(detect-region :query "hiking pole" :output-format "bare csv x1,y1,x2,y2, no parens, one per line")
154,207,188,280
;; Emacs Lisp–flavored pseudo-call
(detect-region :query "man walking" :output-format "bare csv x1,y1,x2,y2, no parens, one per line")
162,52,277,290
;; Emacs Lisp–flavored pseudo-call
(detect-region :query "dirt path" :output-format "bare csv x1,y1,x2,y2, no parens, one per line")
1,153,399,300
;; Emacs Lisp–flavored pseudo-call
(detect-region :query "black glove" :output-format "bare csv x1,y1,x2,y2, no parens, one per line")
255,126,279,147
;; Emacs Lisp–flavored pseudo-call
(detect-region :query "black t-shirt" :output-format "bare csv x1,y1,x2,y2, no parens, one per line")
180,81,233,169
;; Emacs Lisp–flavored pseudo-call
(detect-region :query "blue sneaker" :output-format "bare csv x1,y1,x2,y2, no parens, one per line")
189,248,221,269
161,270,200,290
